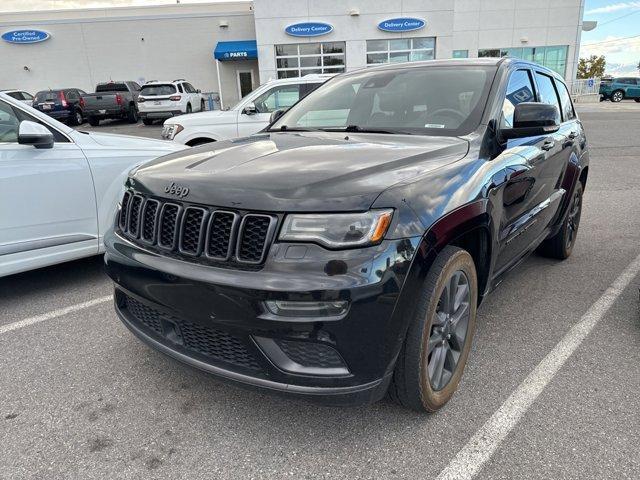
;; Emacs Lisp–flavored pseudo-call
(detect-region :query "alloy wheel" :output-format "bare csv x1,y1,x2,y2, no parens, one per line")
427,270,471,391
565,188,582,249
612,91,623,102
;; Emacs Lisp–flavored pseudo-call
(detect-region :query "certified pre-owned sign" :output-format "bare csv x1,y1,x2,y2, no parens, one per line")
377,17,426,32
2,29,50,44
285,22,333,37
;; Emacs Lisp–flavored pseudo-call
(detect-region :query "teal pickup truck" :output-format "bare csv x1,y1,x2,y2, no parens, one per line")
600,77,640,102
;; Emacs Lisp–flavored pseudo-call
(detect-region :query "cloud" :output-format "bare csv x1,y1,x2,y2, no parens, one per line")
604,62,640,75
581,35,640,57
585,1,640,14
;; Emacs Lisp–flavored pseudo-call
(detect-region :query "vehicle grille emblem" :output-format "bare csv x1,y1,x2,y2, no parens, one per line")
164,182,190,198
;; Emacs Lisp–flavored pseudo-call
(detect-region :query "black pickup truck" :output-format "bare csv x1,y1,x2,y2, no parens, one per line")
82,81,141,126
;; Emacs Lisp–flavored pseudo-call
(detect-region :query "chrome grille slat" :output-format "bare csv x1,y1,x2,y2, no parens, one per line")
206,211,238,261
127,195,144,238
179,207,208,256
116,191,275,268
140,199,160,244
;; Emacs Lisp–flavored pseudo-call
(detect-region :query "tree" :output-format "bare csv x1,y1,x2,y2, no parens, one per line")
577,55,606,78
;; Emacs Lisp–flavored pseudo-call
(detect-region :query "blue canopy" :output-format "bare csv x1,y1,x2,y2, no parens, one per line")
214,40,258,61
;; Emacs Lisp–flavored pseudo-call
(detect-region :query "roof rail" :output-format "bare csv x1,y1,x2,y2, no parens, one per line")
173,78,186,82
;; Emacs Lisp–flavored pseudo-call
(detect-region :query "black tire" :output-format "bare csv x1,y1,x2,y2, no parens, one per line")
127,105,139,123
201,99,206,111
88,116,99,127
611,90,624,102
537,181,583,260
186,103,192,114
388,246,478,412
142,118,154,126
634,98,640,103
70,109,83,126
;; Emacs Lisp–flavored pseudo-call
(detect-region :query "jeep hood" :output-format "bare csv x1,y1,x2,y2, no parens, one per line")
130,131,469,212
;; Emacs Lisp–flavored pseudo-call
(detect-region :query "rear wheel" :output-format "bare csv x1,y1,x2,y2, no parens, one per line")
201,99,205,111
388,246,478,412
88,116,99,127
186,103,192,114
142,118,154,126
70,110,83,126
538,181,583,260
127,105,139,123
634,98,640,103
611,90,624,102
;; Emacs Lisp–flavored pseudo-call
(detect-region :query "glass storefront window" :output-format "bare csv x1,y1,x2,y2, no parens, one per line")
275,42,346,79
477,45,568,76
366,37,435,65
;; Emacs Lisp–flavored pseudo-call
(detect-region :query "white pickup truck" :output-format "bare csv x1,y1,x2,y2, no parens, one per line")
161,75,330,145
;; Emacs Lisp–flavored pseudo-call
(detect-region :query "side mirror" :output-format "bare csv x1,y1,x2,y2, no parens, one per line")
269,109,286,124
242,102,257,115
501,102,560,140
18,120,54,149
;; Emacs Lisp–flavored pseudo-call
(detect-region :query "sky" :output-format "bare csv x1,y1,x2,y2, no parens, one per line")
0,0,638,76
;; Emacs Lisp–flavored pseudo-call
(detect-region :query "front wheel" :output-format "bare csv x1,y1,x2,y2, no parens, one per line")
142,118,154,126
388,246,478,412
538,181,583,259
611,90,624,102
634,98,640,103
201,99,205,111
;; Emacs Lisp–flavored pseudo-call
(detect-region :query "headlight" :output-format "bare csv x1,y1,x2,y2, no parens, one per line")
279,209,393,248
162,123,183,140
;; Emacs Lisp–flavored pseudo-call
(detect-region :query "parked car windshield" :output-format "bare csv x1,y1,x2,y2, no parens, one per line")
96,83,128,92
34,91,59,102
271,65,496,136
140,84,176,96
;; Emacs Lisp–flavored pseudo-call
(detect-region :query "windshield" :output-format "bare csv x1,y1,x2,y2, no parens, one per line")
140,84,176,96
271,66,496,136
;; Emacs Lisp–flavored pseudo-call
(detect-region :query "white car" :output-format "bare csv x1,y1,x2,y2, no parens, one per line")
0,93,187,277
1,89,34,106
138,79,204,126
162,75,330,146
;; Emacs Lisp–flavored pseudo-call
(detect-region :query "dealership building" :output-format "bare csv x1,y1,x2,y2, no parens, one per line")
0,0,587,108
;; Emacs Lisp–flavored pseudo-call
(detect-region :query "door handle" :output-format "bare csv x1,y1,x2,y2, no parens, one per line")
541,140,555,151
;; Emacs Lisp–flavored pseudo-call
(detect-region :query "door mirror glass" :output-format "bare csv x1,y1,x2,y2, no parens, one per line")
18,120,54,149
269,109,286,124
501,102,560,140
242,102,257,115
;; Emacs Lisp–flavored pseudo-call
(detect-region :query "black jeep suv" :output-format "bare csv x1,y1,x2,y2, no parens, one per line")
105,58,588,412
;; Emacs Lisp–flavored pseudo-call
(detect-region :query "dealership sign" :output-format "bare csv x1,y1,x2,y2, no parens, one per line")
285,22,333,37
1,29,50,44
378,18,426,32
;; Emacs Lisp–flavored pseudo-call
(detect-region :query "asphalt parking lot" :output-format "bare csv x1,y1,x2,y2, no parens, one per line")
2,103,639,480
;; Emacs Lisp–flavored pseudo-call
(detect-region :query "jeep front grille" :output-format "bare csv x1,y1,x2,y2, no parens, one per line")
117,190,276,268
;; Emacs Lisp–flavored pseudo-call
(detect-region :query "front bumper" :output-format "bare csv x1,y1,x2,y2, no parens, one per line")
104,229,419,405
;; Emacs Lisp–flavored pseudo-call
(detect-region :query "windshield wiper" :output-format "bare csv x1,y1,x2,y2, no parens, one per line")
321,125,413,135
271,125,320,132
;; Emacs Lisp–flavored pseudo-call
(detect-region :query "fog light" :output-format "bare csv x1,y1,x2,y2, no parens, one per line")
265,300,349,317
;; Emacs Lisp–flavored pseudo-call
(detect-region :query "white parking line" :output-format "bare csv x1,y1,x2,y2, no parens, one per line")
437,252,640,480
0,295,112,336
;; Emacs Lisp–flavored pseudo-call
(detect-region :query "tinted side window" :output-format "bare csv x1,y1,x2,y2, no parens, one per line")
13,107,69,142
554,79,575,121
0,100,20,142
6,92,21,100
502,70,535,128
301,82,322,97
253,85,301,113
534,72,561,125
177,83,184,93
66,90,78,101
22,92,34,101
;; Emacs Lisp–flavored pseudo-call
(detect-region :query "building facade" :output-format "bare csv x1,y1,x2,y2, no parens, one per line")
0,0,586,108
